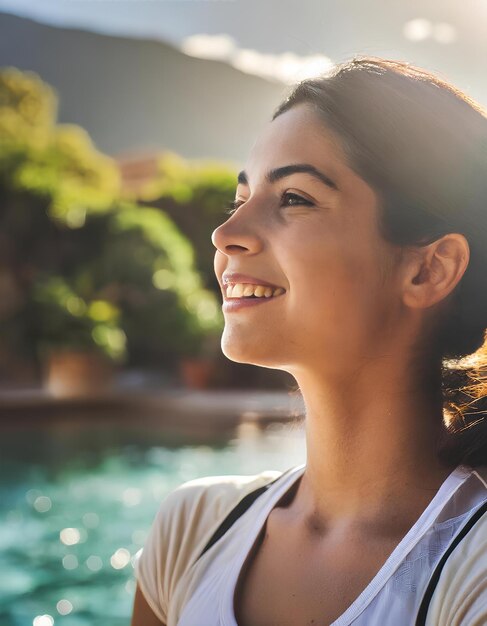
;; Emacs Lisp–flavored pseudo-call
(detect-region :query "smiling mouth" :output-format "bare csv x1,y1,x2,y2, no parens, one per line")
224,283,286,299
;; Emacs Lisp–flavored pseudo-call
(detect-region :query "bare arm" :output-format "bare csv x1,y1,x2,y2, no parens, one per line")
130,583,166,626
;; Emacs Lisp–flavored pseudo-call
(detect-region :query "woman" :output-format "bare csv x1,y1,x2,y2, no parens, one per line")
131,56,487,626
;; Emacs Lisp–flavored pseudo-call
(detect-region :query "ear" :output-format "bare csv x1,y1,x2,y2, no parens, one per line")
402,233,470,310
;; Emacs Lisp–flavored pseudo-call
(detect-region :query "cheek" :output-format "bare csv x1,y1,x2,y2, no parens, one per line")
288,238,386,339
288,233,366,299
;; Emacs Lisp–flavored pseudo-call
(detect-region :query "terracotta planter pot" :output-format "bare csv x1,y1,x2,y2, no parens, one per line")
179,357,216,390
43,349,115,397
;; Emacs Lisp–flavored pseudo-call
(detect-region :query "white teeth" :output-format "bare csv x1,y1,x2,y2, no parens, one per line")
224,283,286,299
232,283,244,298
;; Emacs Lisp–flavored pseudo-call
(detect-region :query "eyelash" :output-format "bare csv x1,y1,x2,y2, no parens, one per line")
223,192,313,216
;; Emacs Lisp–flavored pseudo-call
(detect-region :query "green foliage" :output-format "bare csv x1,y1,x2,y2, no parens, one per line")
0,67,55,148
140,151,237,209
17,125,120,224
0,68,222,370
136,151,238,291
30,276,127,362
0,66,120,224
82,202,223,362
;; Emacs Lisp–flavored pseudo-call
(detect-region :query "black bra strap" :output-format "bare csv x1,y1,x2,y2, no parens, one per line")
194,466,298,565
415,499,487,626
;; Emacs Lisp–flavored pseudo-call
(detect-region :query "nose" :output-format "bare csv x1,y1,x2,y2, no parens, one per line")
211,209,264,257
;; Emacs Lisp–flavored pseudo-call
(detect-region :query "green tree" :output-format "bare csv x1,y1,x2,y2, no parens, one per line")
135,151,238,293
0,68,222,378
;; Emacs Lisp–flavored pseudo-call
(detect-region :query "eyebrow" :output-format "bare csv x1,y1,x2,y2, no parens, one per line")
237,163,338,190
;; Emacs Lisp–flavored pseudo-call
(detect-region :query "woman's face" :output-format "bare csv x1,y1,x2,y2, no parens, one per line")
212,103,403,377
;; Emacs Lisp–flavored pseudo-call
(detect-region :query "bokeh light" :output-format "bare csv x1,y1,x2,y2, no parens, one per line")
59,527,81,546
56,599,73,615
110,548,131,570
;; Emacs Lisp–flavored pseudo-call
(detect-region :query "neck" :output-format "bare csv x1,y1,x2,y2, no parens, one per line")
288,354,453,537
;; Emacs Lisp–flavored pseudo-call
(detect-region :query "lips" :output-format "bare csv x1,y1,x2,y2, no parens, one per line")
222,292,284,312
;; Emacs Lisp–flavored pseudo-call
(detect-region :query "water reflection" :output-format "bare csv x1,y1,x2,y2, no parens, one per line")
85,555,103,572
62,555,78,570
0,417,305,625
60,528,81,546
33,616,54,626
56,599,73,615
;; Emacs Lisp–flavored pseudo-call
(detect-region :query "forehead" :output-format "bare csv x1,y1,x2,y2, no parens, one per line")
241,102,381,233
243,103,349,185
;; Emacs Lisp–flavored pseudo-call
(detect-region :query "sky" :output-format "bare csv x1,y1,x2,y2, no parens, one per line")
1,0,487,98
0,0,195,47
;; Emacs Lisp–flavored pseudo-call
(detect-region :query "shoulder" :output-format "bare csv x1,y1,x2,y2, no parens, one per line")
169,469,285,506
147,466,283,538
160,468,283,539
426,486,487,625
134,468,283,624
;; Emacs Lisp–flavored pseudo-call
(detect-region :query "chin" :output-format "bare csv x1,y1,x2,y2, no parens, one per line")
221,337,257,365
220,330,282,368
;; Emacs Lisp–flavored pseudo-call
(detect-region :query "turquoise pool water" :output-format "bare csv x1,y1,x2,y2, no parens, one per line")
0,420,306,626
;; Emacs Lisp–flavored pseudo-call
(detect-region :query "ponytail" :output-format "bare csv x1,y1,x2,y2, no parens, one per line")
439,338,487,467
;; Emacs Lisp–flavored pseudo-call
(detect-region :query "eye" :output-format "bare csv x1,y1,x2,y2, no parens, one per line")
281,192,313,207
223,192,313,216
223,200,241,216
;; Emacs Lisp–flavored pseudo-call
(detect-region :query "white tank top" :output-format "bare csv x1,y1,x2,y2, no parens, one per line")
176,462,487,626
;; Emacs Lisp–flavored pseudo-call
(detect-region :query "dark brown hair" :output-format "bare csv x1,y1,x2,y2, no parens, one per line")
273,56,486,468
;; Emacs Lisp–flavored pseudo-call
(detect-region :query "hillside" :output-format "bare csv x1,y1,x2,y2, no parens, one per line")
0,12,287,162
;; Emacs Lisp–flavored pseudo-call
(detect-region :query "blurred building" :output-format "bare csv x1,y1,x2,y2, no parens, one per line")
116,152,161,196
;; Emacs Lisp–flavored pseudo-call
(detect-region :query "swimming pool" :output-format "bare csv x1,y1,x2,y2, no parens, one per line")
0,419,306,626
